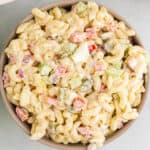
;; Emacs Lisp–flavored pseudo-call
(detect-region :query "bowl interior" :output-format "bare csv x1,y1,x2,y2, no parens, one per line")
0,0,149,150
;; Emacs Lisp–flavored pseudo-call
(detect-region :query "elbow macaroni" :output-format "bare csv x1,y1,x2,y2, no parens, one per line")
3,2,148,150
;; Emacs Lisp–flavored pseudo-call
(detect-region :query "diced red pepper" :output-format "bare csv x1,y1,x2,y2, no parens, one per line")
88,44,97,53
78,126,94,136
92,61,106,72
16,106,28,122
69,31,86,43
73,98,85,111
56,65,67,77
85,28,97,40
23,55,31,64
47,97,57,106
94,63,106,72
18,69,24,78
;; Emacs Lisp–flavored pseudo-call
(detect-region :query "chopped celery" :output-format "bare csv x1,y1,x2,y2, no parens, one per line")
106,67,123,77
64,42,77,52
80,78,93,93
111,61,122,69
76,2,87,14
61,42,77,57
39,64,51,76
69,76,82,89
58,88,77,105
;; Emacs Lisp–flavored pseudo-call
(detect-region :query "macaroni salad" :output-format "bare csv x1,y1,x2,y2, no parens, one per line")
3,1,148,150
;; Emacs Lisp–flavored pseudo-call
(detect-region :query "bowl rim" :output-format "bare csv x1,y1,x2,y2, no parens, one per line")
0,0,149,150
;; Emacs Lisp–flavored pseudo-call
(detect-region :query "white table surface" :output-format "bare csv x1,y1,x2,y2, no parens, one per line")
0,0,150,150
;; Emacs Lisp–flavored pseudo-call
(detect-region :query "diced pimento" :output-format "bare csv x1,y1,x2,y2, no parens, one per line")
69,31,86,43
78,126,94,136
94,63,106,72
56,65,67,77
16,106,28,122
126,57,137,70
85,28,97,40
9,55,16,64
2,72,9,88
88,44,97,53
47,97,57,106
23,55,31,64
103,22,116,32
99,84,107,92
18,69,24,78
73,98,85,111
